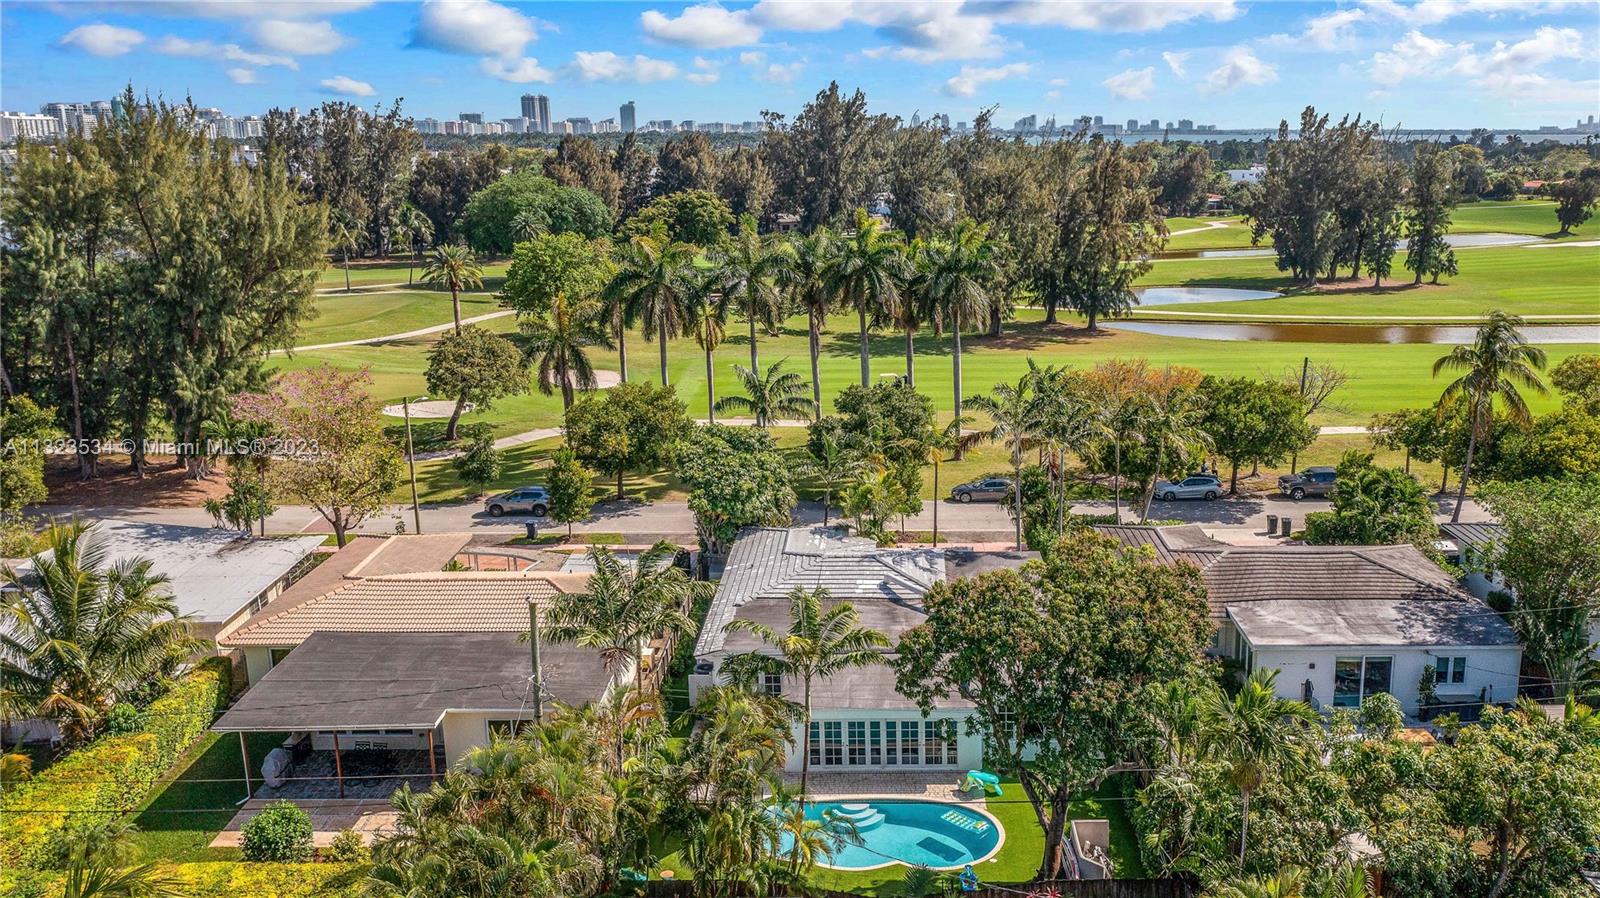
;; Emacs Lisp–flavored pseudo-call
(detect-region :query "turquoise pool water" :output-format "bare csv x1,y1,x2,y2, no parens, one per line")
775,799,1003,870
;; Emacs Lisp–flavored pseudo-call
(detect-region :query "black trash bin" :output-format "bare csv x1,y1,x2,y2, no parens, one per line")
1281,516,1293,537
1266,514,1278,535
525,521,540,541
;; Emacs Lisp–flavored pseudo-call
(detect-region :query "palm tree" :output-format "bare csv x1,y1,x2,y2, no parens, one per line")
684,274,728,423
62,854,182,898
606,231,693,387
0,523,205,746
1433,310,1547,522
826,209,911,387
966,366,1050,550
891,238,934,387
1134,370,1213,522
1197,670,1320,867
715,215,788,375
391,203,434,285
782,228,835,418
714,359,814,427
541,542,698,695
770,784,853,875
919,219,998,459
422,243,485,334
521,293,609,412
720,586,889,811
925,416,975,547
329,210,361,293
804,429,859,527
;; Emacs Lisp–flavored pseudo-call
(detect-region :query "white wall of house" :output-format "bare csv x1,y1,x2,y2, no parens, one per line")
1237,635,1521,715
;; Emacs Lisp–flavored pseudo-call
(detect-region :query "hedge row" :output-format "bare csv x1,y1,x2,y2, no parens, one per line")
0,657,232,869
1,862,367,898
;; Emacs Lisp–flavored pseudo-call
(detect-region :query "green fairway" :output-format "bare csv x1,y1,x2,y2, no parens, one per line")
1137,243,1600,319
314,258,511,289
1451,199,1589,239
1164,216,1259,251
298,290,505,345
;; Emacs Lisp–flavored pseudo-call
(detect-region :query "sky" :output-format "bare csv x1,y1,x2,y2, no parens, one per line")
4,1,1599,130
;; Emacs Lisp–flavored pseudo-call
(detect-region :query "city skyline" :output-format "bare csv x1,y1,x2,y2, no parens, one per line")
3,1,1598,131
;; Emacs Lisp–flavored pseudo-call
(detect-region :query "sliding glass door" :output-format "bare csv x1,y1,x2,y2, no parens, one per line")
1334,655,1393,707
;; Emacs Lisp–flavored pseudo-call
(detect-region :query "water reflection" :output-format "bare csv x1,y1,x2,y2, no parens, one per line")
1112,321,1600,345
1136,286,1282,305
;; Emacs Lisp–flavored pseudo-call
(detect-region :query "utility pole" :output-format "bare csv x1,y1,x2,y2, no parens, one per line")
402,397,422,535
528,601,544,726
1289,356,1310,475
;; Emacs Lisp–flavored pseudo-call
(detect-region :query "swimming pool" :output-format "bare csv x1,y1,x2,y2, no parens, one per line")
774,799,1004,871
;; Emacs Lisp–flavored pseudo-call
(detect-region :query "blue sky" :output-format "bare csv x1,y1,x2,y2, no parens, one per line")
5,1,1598,129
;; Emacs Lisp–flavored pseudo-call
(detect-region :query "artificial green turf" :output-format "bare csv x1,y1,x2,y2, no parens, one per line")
129,731,282,863
299,290,504,345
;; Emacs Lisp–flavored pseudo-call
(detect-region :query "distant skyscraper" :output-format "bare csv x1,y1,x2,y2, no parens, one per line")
521,94,551,132
1178,118,1194,130
459,112,483,125
620,100,636,133
1126,119,1139,132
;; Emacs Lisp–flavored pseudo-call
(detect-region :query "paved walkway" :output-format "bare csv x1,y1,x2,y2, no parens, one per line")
212,799,398,848
1165,220,1232,237
798,772,980,803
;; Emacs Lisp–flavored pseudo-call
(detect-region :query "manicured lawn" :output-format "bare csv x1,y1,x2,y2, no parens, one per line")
1451,199,1589,239
129,731,281,863
1137,243,1600,319
1164,216,1258,251
314,258,510,289
298,290,504,346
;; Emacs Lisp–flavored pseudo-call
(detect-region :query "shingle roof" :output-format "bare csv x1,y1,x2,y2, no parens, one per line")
1438,522,1505,553
1228,598,1518,647
221,572,588,646
212,630,612,731
695,527,945,656
1199,545,1467,607
1094,524,1228,568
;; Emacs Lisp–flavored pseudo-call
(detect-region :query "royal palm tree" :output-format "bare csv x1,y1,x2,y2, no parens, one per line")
919,219,998,458
391,203,434,285
1433,310,1547,522
0,523,205,746
891,238,934,388
925,416,975,547
606,231,693,387
826,209,911,387
714,359,814,427
541,542,697,695
422,243,484,333
521,293,609,411
966,366,1050,550
804,429,859,527
715,215,788,375
685,274,728,423
1197,670,1320,867
720,586,889,811
329,210,361,293
782,228,836,418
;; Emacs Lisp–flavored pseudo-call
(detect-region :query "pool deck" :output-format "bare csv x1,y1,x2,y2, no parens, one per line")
794,772,986,804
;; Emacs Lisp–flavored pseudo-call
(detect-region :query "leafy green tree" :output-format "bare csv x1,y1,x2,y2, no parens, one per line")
884,122,959,239
1368,407,1445,475
545,542,698,695
761,81,896,231
1405,145,1458,286
722,586,889,811
0,396,55,515
825,209,911,387
1200,377,1315,494
654,132,720,195
234,365,403,546
1302,453,1435,547
544,135,623,216
1550,165,1600,235
1057,139,1166,330
1477,478,1600,696
897,529,1213,879
0,522,204,745
715,360,814,427
453,430,503,498
918,219,1000,449
677,424,797,555
713,215,788,373
460,168,612,254
1549,353,1600,407
1488,406,1600,481
819,381,937,468
1153,145,1216,216
623,189,734,247
1433,310,1547,521
606,231,694,387
545,447,595,537
520,293,609,412
500,233,613,318
407,144,510,243
1131,366,1212,521
422,243,485,334
424,326,529,441
717,145,774,222
563,381,688,501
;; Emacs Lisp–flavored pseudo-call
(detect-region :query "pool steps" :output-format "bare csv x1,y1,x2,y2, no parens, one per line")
826,803,886,832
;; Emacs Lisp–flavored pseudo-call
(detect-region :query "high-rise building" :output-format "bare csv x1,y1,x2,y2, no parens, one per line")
620,101,636,133
1146,118,1160,130
0,112,61,141
459,112,483,125
521,94,551,132
1126,119,1139,132
1013,114,1037,132
1178,118,1194,130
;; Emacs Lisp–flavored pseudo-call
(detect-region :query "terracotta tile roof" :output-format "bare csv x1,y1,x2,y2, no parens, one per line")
220,571,589,646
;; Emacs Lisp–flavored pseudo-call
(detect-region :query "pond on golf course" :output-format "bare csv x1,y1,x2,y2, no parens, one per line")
1110,321,1600,344
1136,286,1283,305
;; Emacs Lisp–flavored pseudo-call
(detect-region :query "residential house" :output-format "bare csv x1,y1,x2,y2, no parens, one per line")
1097,525,1521,716
1441,521,1600,663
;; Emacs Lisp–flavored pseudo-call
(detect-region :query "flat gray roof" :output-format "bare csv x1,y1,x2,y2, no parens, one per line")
1228,598,1518,648
212,630,613,731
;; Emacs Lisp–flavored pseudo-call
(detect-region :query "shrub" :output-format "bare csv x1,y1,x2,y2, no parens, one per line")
157,862,366,897
320,828,368,863
1359,692,1404,740
105,702,144,736
0,657,231,869
240,801,314,862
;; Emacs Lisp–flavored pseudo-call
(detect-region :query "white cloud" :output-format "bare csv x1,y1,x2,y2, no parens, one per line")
569,51,680,83
687,56,721,84
410,0,537,60
1102,66,1156,100
1203,47,1277,93
1161,50,1189,77
1368,29,1473,85
943,62,1031,97
1266,8,1367,50
1366,25,1594,103
319,75,374,96
152,35,299,68
749,0,854,31
739,50,766,65
1045,89,1061,99
1475,25,1587,72
758,60,806,83
988,0,1241,32
640,3,762,48
1360,0,1587,26
252,19,347,54
59,23,145,57
1048,77,1068,86
226,67,259,84
94,1,375,19
479,57,554,83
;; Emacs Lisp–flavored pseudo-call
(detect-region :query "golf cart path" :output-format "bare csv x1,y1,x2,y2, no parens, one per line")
1166,220,1232,237
277,309,516,353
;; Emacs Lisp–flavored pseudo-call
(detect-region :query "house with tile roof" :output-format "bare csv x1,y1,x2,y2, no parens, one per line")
1097,525,1522,716
690,526,1035,773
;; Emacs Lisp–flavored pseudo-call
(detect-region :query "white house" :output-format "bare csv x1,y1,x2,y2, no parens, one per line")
1099,526,1522,716
1441,521,1600,665
690,527,1034,774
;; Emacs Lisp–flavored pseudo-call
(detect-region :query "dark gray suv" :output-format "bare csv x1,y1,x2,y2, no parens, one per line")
1278,467,1337,500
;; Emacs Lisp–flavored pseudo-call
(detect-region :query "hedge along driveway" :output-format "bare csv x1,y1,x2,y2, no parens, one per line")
0,657,232,872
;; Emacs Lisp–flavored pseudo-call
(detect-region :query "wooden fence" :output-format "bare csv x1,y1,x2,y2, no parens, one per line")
639,879,1193,898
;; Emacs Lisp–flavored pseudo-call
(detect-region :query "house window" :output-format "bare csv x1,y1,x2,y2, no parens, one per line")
1435,657,1467,684
823,721,843,766
923,719,957,766
268,647,293,667
848,721,866,765
899,721,920,765
761,673,783,696
487,719,534,740
809,721,822,766
1334,656,1394,707
884,720,898,765
869,722,882,765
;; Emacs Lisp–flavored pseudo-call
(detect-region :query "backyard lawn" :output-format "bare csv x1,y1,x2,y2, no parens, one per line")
129,732,281,863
